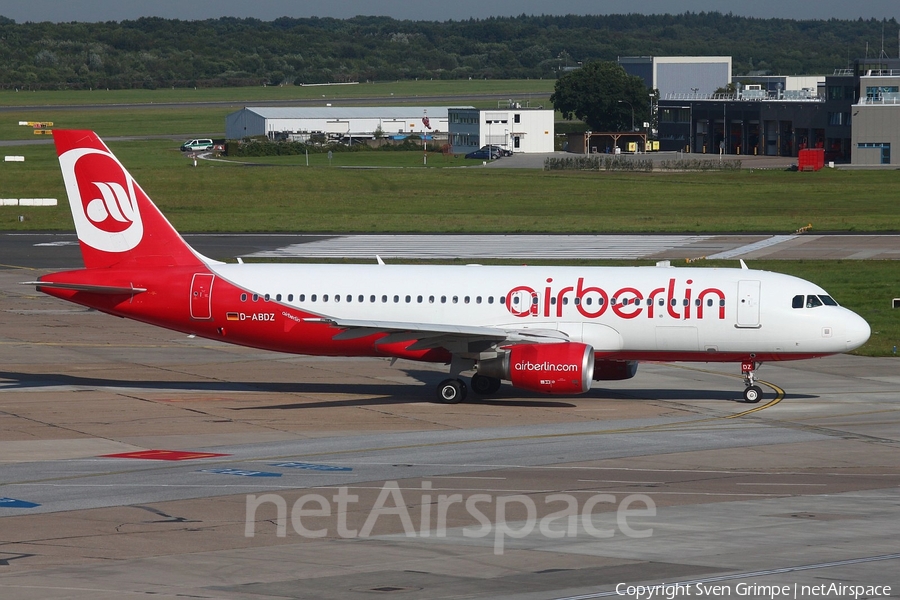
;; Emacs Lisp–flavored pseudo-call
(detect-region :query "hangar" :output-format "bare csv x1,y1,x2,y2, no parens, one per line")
225,106,467,142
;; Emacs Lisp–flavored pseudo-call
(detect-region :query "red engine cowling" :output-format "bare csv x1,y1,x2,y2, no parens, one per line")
478,343,595,395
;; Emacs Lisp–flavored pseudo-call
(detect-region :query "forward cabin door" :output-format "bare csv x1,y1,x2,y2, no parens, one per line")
736,280,761,328
190,273,215,320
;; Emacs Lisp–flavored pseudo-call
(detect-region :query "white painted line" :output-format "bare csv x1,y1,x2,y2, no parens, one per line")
706,234,798,259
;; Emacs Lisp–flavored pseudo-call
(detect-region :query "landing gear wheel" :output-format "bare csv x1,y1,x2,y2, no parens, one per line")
437,378,467,404
743,385,763,403
471,374,501,395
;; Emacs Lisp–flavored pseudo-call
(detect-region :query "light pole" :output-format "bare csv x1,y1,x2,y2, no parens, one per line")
618,100,635,131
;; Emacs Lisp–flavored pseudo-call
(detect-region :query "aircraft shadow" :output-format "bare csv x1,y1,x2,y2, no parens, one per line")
0,370,811,409
0,369,575,409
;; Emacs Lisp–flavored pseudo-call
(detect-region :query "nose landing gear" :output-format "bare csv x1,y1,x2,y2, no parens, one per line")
741,360,763,403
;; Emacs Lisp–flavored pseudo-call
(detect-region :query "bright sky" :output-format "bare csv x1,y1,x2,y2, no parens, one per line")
0,0,897,23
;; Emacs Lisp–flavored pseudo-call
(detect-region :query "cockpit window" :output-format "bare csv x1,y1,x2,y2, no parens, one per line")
806,295,823,308
818,295,838,306
792,295,804,309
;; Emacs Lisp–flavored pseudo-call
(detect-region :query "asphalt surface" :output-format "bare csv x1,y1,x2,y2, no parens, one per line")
1,243,899,599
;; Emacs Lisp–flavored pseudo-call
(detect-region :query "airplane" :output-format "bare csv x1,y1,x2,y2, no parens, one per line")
26,130,871,404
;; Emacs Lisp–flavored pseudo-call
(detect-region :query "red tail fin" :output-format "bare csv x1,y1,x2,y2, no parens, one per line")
53,130,205,269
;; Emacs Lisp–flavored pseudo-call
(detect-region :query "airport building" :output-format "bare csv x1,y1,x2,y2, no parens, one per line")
619,56,732,97
656,58,900,164
850,70,900,165
447,107,554,154
225,106,464,142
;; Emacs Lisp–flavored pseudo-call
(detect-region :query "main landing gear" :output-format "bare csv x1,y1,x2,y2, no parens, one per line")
436,374,503,404
741,360,763,403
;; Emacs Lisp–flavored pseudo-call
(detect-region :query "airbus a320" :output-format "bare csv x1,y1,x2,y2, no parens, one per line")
27,131,871,404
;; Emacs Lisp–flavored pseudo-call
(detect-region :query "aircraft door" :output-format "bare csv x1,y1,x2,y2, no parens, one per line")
190,273,215,320
736,280,760,328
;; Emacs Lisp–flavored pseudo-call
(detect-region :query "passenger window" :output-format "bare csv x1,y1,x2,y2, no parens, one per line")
299,294,305,302
275,294,282,301
334,295,340,303
488,296,494,304
464,296,470,304
792,295,804,309
682,299,689,306
358,295,364,302
405,295,411,303
382,295,387,303
562,297,569,305
719,299,726,306
393,295,399,303
806,295,823,308
441,296,447,303
370,295,376,303
476,296,482,304
240,293,247,302
499,296,505,304
550,297,557,305
574,297,581,305
429,296,435,303
417,295,423,303
512,296,519,305
346,295,352,302
658,298,664,306
707,299,713,307
323,294,329,302
311,294,317,302
453,296,459,304
288,294,293,302
585,298,592,306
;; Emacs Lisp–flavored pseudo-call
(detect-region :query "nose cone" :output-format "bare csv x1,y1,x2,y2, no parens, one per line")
843,309,871,351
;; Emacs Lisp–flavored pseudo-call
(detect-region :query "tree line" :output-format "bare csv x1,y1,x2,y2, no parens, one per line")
0,13,896,90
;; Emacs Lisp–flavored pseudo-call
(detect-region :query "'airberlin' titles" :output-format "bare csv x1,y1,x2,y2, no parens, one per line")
514,361,579,372
505,277,726,320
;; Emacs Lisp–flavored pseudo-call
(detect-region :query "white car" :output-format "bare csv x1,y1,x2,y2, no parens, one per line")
180,139,215,152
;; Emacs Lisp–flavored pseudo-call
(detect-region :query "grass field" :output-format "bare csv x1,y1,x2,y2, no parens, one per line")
0,80,554,141
3,140,900,233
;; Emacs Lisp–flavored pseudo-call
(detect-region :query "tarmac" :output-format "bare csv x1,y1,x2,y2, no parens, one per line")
1,243,899,598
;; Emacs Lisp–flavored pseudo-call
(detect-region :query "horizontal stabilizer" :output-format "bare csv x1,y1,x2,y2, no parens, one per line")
22,281,147,294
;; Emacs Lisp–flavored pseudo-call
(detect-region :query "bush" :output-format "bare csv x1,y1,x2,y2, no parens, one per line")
543,156,653,172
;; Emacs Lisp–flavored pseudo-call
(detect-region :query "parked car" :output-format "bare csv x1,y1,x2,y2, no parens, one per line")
464,148,492,159
483,144,511,157
180,139,215,152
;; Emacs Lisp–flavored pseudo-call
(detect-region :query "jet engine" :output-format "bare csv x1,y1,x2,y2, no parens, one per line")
477,342,594,394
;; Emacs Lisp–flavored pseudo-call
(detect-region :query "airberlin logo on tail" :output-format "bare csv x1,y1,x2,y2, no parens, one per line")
59,147,144,253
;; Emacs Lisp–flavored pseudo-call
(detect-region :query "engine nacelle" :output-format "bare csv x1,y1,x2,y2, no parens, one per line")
593,359,638,381
478,342,595,395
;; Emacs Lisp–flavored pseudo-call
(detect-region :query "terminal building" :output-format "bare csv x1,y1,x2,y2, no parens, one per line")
656,58,900,165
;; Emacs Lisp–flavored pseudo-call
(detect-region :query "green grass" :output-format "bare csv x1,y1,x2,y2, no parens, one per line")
0,80,555,107
0,80,553,140
4,140,900,232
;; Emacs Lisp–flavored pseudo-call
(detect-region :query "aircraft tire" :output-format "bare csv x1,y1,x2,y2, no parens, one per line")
437,379,467,404
743,385,763,403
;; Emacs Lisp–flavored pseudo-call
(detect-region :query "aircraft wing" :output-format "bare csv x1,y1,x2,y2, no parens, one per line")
303,317,569,350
